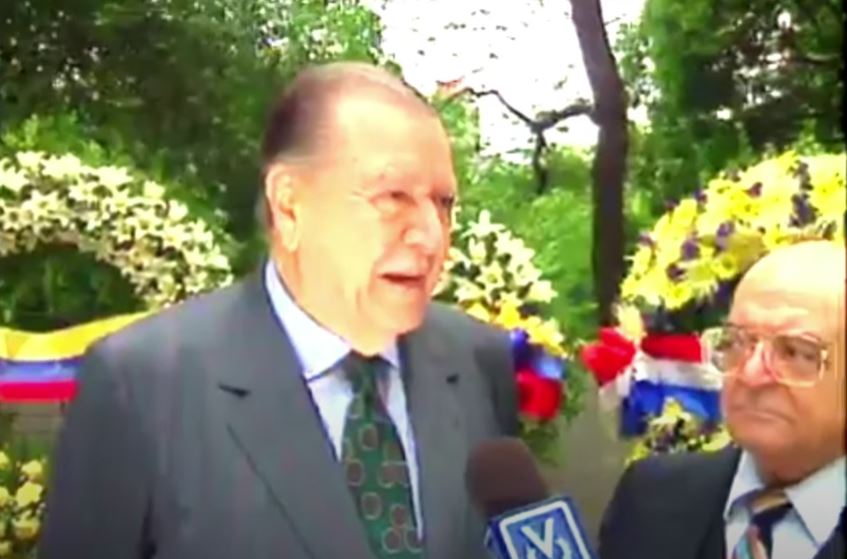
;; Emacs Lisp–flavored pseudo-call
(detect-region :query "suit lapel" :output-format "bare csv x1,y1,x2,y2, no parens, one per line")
649,446,739,559
216,273,373,559
692,446,739,559
401,313,468,559
814,505,845,559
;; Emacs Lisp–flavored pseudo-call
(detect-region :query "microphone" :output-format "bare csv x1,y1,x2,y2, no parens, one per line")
466,438,596,559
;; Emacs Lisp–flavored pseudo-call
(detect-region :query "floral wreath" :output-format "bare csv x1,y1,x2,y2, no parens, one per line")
435,209,576,458
0,150,237,554
0,150,235,404
0,151,234,309
582,150,845,460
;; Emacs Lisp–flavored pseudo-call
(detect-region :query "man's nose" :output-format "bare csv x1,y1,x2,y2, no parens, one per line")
403,199,446,254
735,343,779,387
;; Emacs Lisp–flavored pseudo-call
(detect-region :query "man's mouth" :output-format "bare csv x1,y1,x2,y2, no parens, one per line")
381,273,427,288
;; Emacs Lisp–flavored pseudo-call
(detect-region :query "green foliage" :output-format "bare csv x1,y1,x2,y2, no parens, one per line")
0,0,387,249
0,247,143,332
617,0,843,214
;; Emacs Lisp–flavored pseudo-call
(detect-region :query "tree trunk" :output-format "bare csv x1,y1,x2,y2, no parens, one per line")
569,0,629,326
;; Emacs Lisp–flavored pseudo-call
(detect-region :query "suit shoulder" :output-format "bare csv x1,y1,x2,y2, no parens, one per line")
89,277,252,360
427,301,507,341
623,446,738,489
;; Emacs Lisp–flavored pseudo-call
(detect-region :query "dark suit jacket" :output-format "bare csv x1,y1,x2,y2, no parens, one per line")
598,446,846,559
37,271,518,559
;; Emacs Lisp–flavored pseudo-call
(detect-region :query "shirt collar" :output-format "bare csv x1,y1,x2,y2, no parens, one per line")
263,261,399,380
725,450,846,545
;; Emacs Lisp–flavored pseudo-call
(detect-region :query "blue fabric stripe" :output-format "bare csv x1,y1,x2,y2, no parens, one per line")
0,357,81,383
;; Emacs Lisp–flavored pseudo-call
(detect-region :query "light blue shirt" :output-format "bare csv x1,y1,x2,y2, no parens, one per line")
263,261,423,534
724,451,846,559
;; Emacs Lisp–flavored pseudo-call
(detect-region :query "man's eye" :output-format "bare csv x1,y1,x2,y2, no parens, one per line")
437,195,455,210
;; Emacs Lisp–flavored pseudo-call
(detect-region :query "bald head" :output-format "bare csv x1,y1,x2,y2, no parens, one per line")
734,240,845,334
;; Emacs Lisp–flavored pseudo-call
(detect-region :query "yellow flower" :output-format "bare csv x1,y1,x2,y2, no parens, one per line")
679,257,717,299
669,199,699,229
494,301,523,330
524,318,565,356
634,267,669,307
663,281,694,310
0,540,11,557
12,514,39,541
14,482,43,508
810,185,846,222
614,303,644,341
701,429,732,452
0,452,8,470
465,302,490,322
619,273,642,301
20,460,43,482
710,252,739,280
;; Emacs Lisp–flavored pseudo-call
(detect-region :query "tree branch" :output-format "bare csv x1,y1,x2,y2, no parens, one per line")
448,87,593,192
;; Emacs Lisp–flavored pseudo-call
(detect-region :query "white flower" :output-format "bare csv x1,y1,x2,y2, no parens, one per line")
167,201,189,221
15,151,42,170
41,153,83,180
527,280,556,303
466,210,505,239
496,233,535,267
94,166,133,189
0,152,233,308
0,163,29,193
454,278,485,302
142,180,166,199
468,237,487,265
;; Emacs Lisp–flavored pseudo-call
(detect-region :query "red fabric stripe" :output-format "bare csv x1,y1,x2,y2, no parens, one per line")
0,380,77,402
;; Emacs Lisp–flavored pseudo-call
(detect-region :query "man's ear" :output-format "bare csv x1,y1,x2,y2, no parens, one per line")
265,164,301,251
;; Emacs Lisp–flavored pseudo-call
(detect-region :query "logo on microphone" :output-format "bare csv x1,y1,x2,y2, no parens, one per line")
487,497,595,559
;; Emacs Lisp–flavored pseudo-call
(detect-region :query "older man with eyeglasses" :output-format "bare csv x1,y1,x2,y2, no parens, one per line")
598,239,846,559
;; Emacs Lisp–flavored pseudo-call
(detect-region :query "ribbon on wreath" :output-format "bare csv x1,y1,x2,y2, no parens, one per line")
0,312,149,402
580,327,721,436
510,329,566,421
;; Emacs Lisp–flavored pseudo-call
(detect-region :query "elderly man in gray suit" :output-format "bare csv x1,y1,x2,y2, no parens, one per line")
38,62,518,559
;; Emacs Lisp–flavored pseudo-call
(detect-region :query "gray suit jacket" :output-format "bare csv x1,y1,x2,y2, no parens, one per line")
598,446,846,559
38,270,518,559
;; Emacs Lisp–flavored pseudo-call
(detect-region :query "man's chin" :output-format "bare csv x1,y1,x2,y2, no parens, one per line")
729,419,794,455
373,304,428,335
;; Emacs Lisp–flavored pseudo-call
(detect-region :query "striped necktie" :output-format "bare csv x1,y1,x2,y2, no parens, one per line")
732,488,793,559
340,352,423,558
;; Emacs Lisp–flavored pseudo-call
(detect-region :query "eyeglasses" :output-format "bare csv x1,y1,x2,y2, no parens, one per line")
701,325,830,387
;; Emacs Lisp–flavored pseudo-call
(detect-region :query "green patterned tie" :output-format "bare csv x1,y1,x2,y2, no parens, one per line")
340,352,423,558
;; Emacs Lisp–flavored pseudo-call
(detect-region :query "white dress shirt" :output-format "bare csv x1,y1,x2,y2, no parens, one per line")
263,261,424,534
724,451,846,559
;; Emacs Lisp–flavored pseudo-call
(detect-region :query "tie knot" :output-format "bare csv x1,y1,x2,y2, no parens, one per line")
749,488,792,527
342,352,387,398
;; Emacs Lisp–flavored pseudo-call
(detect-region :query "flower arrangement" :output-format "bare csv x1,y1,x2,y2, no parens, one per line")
0,151,235,308
620,151,845,317
435,209,581,458
0,446,47,558
583,150,845,461
624,398,731,466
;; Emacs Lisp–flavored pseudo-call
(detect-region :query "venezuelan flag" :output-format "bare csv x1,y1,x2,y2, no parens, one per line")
0,312,150,402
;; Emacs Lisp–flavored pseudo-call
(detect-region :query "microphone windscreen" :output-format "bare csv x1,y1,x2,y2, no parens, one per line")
465,437,550,518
